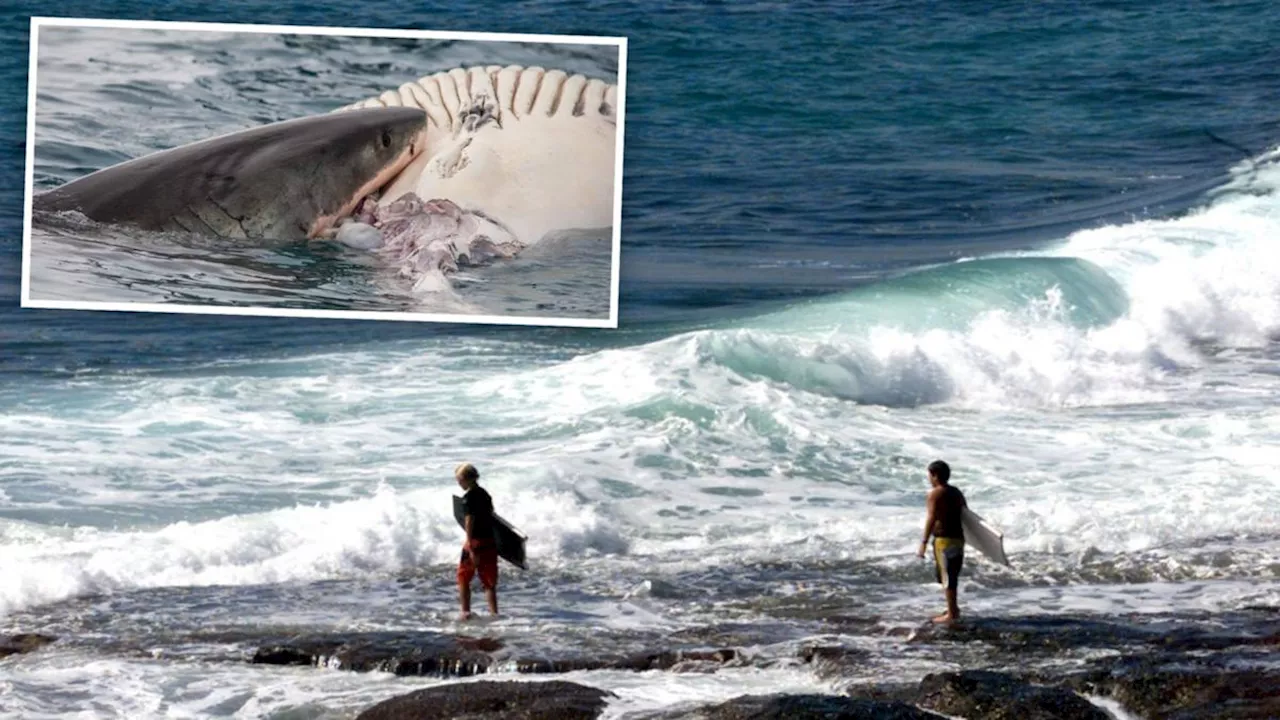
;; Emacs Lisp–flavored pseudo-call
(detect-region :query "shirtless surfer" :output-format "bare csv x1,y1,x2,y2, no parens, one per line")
916,459,967,624
455,462,500,620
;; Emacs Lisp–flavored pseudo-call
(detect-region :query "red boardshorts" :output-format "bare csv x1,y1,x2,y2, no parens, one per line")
457,541,499,590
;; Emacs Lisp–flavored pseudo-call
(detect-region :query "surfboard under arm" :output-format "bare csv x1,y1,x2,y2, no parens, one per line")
452,495,528,570
960,507,1012,568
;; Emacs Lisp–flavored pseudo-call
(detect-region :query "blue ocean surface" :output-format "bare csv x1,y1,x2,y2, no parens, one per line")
1,1,1278,718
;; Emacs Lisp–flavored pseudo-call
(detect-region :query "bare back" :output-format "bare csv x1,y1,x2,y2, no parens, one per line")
931,484,967,539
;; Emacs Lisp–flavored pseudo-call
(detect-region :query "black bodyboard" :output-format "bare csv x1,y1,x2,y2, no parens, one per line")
453,494,528,570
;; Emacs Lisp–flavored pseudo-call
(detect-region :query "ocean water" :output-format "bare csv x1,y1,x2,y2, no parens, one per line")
2,1,1279,718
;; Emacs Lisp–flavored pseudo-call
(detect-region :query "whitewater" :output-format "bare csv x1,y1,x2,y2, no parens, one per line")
1,143,1278,715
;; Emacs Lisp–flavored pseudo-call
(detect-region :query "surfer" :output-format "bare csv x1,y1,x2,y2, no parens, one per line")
454,462,500,620
916,459,967,624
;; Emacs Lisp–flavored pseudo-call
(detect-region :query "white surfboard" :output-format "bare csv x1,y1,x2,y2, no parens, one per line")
961,507,1012,567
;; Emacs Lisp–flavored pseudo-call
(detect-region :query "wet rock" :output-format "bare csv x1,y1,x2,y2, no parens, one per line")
249,631,743,678
1061,652,1280,719
237,610,1280,720
665,622,800,649
633,648,743,670
250,632,499,676
639,693,946,719
507,647,743,674
842,682,919,706
491,656,613,674
437,646,744,676
0,633,56,657
880,606,1280,712
251,645,316,666
821,615,892,634
799,644,863,664
354,679,613,720
798,644,870,679
915,670,1110,719
921,611,1280,656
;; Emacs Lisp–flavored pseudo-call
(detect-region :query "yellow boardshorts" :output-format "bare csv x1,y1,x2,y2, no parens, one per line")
933,536,965,589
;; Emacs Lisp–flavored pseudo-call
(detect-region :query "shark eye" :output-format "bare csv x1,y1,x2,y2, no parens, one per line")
381,130,392,148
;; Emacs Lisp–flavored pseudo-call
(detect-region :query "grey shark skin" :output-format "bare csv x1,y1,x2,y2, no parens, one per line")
31,106,427,242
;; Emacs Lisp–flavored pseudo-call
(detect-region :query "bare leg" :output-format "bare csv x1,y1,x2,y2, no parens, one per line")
485,587,498,615
458,577,472,620
932,588,959,624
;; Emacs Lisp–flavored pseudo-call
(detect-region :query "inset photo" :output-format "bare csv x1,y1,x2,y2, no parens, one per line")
22,18,626,327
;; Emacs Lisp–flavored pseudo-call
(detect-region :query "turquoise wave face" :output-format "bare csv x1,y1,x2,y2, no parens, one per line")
740,255,1130,337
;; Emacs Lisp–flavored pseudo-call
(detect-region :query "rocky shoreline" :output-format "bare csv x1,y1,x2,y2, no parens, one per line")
5,606,1277,718
346,649,1279,720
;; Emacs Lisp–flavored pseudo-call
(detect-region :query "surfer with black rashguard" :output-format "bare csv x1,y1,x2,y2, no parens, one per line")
455,462,500,620
916,459,968,624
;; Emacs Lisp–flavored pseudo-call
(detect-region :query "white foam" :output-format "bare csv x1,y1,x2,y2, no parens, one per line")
1089,696,1145,720
702,151,1280,411
0,645,849,720
0,479,618,617
439,314,1280,568
5,154,1280,620
0,647,447,719
3,318,1277,617
878,578,1280,619
586,667,842,719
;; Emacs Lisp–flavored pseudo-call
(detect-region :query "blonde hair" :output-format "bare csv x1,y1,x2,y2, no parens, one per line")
455,463,479,483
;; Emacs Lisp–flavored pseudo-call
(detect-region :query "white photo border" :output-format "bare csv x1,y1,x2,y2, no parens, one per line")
21,16,628,330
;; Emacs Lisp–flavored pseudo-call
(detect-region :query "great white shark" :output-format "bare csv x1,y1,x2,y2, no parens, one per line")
30,64,620,292
31,107,427,242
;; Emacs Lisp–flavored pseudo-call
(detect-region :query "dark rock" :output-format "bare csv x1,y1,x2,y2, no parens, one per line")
884,607,1280,719
638,693,945,719
510,648,742,675
915,670,1110,719
822,615,894,635
495,656,614,674
0,633,57,657
249,631,743,678
1240,605,1278,614
665,623,794,647
354,679,613,720
251,645,319,666
627,648,742,670
1062,652,1280,719
843,682,921,706
251,632,497,676
799,644,863,664
921,612,1280,656
455,647,743,676
798,644,870,679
